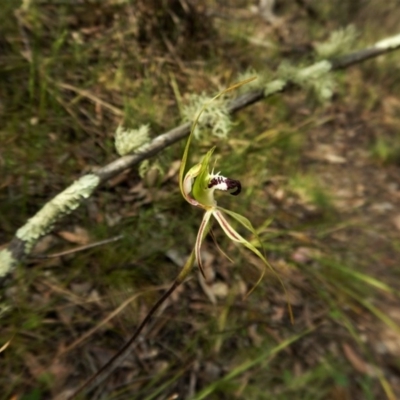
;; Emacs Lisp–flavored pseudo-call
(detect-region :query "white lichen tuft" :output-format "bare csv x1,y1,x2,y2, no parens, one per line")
0,249,16,278
236,69,267,92
277,60,334,101
296,60,332,80
375,33,400,50
315,25,358,59
16,174,100,254
115,124,150,156
264,79,286,96
138,159,163,179
310,74,335,101
138,159,150,178
139,159,164,187
181,93,232,139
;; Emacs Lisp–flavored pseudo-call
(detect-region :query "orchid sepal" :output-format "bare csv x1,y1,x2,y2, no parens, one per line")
192,147,217,208
217,206,294,320
195,210,213,278
182,163,202,207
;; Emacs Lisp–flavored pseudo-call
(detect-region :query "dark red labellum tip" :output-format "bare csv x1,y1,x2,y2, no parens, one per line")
226,179,241,196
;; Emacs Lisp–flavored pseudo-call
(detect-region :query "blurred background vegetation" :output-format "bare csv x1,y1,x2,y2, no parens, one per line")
1,1,400,399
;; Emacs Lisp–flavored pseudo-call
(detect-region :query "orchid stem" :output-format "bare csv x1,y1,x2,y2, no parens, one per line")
68,251,196,399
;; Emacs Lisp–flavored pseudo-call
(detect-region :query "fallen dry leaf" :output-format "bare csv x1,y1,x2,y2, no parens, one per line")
211,282,229,298
48,358,73,394
306,144,346,164
291,246,321,264
25,352,45,379
392,214,400,231
342,343,379,377
162,159,181,183
0,337,12,353
57,226,90,245
31,234,59,254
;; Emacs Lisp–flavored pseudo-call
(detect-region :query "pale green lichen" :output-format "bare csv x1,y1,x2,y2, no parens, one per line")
16,174,100,254
298,61,334,101
138,159,150,178
139,159,164,187
277,60,334,101
315,25,357,59
115,124,150,156
181,93,232,139
310,74,335,101
279,60,332,83
236,69,267,92
139,159,164,178
0,249,16,278
264,79,286,96
375,33,400,50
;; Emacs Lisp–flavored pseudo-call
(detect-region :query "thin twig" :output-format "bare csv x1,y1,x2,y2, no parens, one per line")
29,235,123,259
56,81,124,117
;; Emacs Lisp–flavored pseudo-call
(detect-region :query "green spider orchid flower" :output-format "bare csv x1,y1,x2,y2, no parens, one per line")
178,80,292,321
180,145,267,278
178,80,278,288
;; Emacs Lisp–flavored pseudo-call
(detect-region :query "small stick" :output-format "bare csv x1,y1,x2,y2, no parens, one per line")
29,235,123,259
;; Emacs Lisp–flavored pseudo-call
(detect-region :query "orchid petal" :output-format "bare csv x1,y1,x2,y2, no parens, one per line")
195,210,213,278
182,163,202,206
216,207,293,322
213,209,264,259
218,207,259,234
192,147,216,208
